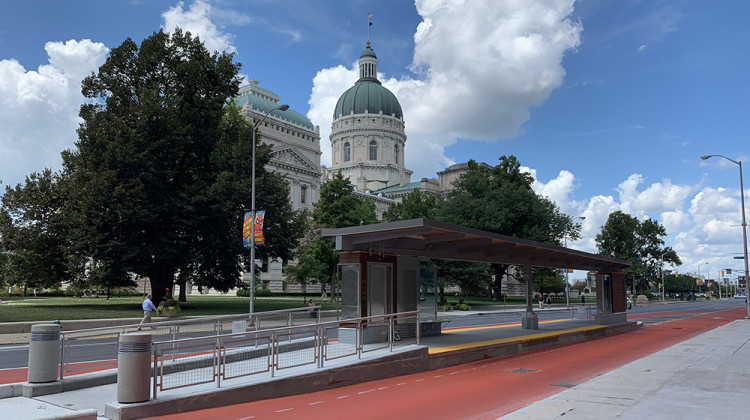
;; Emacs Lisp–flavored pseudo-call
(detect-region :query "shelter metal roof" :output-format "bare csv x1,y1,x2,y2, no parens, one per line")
322,218,631,272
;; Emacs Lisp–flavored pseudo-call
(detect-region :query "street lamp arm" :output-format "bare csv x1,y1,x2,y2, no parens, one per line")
701,154,740,165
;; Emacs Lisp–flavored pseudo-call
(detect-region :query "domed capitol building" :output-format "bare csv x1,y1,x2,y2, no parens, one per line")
322,41,473,217
223,41,475,291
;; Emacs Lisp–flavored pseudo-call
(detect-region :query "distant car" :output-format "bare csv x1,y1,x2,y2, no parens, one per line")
734,294,747,299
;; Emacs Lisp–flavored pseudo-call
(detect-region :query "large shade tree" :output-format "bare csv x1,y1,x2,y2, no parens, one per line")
595,210,681,293
62,28,303,304
439,156,580,299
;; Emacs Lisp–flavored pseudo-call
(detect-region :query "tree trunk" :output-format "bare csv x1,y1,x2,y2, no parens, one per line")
148,261,176,306
491,263,509,300
177,269,187,303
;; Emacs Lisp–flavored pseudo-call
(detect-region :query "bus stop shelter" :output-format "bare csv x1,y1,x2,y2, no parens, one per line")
322,218,632,330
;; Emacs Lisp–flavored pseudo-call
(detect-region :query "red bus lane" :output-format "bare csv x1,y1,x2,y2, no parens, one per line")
151,307,745,420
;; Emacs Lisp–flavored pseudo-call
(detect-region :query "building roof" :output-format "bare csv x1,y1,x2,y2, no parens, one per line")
234,86,316,130
333,42,403,120
333,80,403,120
322,218,631,272
374,182,422,194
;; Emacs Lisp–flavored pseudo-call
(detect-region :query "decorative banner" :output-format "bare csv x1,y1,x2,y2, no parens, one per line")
242,211,266,247
253,210,266,246
243,212,253,247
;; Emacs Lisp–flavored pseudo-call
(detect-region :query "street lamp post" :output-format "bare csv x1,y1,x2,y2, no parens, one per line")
249,104,289,314
701,154,749,317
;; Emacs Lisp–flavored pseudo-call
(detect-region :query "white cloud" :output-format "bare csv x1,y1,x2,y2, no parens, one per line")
0,39,108,188
307,0,582,179
162,0,237,54
637,44,647,52
617,174,692,217
528,168,583,217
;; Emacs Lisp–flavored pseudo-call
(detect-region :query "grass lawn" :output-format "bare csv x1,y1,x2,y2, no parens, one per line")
0,295,339,323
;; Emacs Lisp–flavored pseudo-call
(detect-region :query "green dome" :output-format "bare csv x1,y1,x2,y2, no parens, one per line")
333,80,403,120
360,46,377,59
234,89,315,130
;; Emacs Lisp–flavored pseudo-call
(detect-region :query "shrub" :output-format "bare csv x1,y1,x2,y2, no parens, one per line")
157,298,181,314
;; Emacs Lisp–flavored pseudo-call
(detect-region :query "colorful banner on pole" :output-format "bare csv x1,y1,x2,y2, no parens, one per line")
243,212,252,247
242,211,266,247
254,210,265,246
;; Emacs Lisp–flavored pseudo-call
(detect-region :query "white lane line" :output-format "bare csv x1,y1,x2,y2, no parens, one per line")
397,383,407,386
275,408,294,413
338,395,350,399
358,389,375,395
238,416,255,420
377,387,388,390
309,401,324,406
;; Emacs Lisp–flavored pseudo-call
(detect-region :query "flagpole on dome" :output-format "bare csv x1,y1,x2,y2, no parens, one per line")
368,12,373,41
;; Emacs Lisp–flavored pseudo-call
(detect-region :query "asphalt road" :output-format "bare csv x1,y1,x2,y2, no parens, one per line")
145,299,746,420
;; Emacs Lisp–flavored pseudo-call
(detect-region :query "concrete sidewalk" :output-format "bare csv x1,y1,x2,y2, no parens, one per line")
501,318,750,419
2,312,631,420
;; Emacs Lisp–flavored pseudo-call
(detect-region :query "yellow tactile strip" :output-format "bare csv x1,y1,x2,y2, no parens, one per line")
428,324,607,355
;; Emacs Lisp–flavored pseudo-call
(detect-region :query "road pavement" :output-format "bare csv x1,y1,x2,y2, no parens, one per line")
0,299,747,419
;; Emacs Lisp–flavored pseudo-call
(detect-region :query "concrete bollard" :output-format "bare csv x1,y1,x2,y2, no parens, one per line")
117,333,152,403
27,323,62,383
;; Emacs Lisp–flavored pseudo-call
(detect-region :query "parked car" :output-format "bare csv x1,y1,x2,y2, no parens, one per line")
733,294,747,299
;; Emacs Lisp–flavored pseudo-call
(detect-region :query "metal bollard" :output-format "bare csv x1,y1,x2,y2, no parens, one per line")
117,333,152,403
27,324,62,383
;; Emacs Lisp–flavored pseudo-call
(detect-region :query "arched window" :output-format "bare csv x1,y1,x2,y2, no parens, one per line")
394,144,400,164
344,142,351,162
369,140,378,161
301,185,307,204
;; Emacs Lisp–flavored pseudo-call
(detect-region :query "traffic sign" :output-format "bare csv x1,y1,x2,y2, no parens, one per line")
734,256,745,259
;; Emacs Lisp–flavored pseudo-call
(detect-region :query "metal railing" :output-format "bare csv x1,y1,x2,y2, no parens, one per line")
151,311,420,399
58,306,325,379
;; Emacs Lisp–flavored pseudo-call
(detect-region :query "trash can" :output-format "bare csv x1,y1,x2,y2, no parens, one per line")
27,323,62,383
117,333,152,403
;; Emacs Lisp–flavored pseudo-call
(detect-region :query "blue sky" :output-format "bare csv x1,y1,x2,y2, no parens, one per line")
1,0,748,283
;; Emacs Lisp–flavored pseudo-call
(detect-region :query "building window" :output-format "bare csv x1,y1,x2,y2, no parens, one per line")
344,142,351,162
394,144,399,164
369,140,378,161
301,185,307,204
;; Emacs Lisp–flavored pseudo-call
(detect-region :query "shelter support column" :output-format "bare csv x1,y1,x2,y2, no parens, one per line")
521,264,538,329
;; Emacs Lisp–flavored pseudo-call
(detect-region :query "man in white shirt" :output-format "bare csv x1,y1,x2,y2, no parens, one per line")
138,294,158,329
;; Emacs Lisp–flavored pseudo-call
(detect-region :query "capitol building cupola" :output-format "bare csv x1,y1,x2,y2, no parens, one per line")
328,41,411,192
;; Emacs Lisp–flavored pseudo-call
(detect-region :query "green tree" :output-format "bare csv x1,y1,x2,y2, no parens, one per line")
383,189,441,222
531,267,566,296
438,156,580,299
595,211,681,293
290,172,378,295
432,259,493,298
61,29,302,305
314,172,377,228
0,170,81,294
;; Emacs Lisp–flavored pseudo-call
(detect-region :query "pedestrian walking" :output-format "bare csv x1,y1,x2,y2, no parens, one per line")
308,299,317,318
538,294,544,309
581,294,586,306
138,294,157,330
